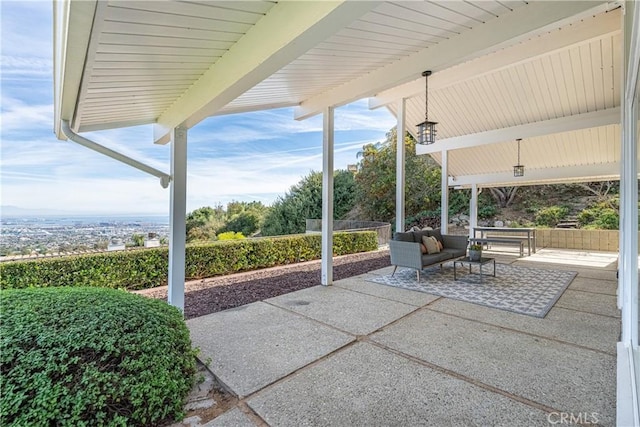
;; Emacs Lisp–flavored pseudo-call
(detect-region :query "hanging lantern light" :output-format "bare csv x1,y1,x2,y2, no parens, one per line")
513,138,525,177
416,70,437,145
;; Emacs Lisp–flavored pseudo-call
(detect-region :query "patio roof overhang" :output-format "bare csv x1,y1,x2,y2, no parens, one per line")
52,2,639,421
54,1,624,181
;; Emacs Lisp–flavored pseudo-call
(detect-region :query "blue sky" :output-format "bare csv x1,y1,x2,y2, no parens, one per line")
0,1,396,216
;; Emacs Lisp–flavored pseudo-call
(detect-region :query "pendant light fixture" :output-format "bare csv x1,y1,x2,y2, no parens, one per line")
416,70,437,145
513,138,525,177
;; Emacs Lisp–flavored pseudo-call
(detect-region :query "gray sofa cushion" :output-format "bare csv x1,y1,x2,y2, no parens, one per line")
441,247,466,258
394,232,414,242
421,252,451,265
412,230,431,243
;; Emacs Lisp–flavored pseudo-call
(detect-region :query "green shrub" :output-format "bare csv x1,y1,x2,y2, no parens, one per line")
0,287,197,426
217,231,245,240
448,190,470,216
595,209,619,229
535,205,569,227
0,232,378,291
478,203,498,219
578,204,620,230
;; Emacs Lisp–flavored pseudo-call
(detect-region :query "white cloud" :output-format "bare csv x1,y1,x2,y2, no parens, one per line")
0,1,52,60
1,56,51,78
2,175,169,215
0,97,53,132
335,100,397,132
193,102,395,146
0,2,398,215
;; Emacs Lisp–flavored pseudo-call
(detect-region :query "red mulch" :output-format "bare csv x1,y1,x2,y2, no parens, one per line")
136,250,391,319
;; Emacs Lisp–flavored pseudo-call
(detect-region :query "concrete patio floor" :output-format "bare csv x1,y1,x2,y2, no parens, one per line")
187,249,619,426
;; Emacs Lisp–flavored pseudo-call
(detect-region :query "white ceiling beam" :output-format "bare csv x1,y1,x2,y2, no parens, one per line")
416,107,620,155
449,162,627,188
369,8,621,109
294,1,612,121
212,101,299,118
153,1,378,144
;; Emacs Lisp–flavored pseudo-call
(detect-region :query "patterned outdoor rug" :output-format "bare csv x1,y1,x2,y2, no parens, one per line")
367,263,577,318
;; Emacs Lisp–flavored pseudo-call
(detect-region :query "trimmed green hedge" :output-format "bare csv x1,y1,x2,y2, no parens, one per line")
0,232,378,291
0,287,197,426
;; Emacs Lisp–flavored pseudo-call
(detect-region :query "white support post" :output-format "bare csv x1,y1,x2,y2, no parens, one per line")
469,183,478,241
321,106,334,286
619,0,640,344
168,127,187,311
396,98,406,233
441,150,449,234
616,4,640,426
620,80,639,344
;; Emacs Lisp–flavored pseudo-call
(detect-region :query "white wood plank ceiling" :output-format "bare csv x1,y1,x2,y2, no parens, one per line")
382,7,625,186
387,28,621,139
221,0,529,114
55,0,625,186
75,1,278,131
71,0,536,131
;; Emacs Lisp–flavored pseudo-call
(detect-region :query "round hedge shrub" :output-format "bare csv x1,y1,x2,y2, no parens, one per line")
1,287,197,426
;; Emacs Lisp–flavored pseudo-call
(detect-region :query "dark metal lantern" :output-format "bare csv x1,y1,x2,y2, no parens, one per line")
513,138,524,177
416,70,437,145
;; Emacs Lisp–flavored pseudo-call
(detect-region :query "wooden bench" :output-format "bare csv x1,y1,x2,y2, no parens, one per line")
470,237,525,257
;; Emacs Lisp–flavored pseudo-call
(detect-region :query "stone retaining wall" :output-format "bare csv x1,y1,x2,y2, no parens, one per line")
536,229,637,251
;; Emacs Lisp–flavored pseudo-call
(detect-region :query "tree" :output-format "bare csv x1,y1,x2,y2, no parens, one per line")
488,187,519,208
573,181,617,197
261,170,357,236
219,201,269,237
130,234,145,247
186,205,226,242
356,142,382,162
354,128,441,223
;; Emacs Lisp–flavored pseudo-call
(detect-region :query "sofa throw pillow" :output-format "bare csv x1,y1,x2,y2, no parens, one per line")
413,230,430,243
420,243,427,254
430,229,444,246
422,235,440,254
437,239,444,251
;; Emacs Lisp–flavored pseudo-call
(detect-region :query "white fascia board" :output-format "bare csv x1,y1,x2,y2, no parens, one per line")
295,1,612,121
153,1,378,145
369,8,621,110
53,0,97,140
448,162,627,188
416,108,621,155
78,118,157,133
72,1,109,134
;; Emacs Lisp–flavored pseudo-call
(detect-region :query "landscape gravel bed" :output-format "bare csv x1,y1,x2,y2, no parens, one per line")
137,249,391,319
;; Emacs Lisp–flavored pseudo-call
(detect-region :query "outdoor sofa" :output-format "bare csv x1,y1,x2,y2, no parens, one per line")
389,229,469,281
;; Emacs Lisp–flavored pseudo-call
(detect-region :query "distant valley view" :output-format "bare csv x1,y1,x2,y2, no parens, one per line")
1,215,169,257
1,129,627,258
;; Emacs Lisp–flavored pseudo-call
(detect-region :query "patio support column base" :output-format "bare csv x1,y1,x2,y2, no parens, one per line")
321,106,334,286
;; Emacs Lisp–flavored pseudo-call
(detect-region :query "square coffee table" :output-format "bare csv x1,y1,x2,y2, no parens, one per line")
453,257,496,283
